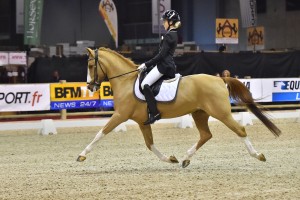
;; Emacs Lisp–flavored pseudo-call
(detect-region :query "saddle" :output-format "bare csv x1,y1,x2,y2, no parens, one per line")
138,70,174,96
134,70,182,102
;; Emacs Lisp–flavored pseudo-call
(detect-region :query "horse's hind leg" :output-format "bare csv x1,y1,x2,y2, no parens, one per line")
181,110,212,168
218,114,266,162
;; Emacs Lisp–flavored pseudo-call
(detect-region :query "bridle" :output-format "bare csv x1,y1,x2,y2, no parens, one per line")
87,49,139,91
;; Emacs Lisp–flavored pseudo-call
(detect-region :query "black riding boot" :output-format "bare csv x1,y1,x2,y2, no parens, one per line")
143,84,161,125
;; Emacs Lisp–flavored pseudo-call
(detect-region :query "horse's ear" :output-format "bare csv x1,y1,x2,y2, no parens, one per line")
87,48,94,57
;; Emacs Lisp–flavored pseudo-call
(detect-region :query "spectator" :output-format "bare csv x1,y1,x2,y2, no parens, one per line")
52,70,62,82
222,70,231,77
0,67,9,83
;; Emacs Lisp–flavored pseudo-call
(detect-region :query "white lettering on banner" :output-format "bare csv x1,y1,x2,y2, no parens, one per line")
0,84,50,112
53,102,76,109
296,93,300,100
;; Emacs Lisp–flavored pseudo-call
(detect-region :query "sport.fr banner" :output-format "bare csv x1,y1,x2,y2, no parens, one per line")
0,84,50,112
50,82,114,110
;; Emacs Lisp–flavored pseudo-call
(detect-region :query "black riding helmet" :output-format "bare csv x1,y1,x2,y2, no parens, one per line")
161,10,181,29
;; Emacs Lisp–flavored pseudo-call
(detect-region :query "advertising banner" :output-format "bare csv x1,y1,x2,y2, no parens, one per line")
0,52,9,66
271,78,300,102
9,52,27,65
50,82,114,110
247,26,265,51
152,0,171,34
216,18,239,44
24,0,44,45
0,84,50,112
239,0,257,28
99,0,118,48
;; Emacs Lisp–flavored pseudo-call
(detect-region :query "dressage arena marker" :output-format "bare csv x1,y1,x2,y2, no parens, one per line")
37,119,57,136
0,110,299,132
176,114,193,128
239,112,253,126
113,123,127,132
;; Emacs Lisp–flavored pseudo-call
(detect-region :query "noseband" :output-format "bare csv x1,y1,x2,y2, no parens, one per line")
87,49,107,92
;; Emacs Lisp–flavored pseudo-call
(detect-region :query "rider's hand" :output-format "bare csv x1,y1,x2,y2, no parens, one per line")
138,63,147,72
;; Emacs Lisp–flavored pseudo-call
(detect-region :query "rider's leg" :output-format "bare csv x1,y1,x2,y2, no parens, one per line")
141,66,163,125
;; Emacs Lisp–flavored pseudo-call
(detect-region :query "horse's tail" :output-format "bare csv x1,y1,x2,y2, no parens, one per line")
222,77,281,137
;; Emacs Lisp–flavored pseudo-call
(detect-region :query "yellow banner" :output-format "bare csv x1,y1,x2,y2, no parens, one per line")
247,26,264,46
216,18,239,44
50,82,113,101
99,82,113,100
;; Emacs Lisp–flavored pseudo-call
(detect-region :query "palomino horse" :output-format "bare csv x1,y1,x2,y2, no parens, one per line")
77,47,281,168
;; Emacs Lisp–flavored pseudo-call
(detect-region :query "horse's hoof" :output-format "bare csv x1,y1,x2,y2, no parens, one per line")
258,153,266,162
77,155,86,162
182,160,190,168
169,155,179,163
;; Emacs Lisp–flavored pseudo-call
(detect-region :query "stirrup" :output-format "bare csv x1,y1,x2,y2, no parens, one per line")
143,113,161,125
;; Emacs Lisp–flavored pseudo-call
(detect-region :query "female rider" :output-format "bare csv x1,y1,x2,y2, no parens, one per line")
138,10,181,125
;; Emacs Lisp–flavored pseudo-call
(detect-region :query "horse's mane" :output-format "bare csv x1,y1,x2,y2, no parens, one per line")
99,47,137,67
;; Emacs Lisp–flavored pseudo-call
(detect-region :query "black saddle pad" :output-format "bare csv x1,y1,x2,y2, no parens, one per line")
139,69,174,96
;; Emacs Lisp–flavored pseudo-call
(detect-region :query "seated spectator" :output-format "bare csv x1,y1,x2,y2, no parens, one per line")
0,67,9,83
222,70,231,77
52,70,62,82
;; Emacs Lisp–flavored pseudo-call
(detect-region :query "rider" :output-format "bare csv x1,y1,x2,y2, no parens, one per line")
138,10,181,125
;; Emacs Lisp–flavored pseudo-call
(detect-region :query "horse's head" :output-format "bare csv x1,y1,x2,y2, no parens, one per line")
86,48,107,92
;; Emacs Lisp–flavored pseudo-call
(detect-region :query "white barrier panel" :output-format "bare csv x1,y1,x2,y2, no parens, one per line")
37,119,57,136
0,84,50,112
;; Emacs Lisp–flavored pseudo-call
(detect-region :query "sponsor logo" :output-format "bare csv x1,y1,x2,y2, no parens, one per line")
0,91,42,106
273,81,300,90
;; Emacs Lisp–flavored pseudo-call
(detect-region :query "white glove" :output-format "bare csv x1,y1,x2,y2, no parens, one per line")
138,63,147,72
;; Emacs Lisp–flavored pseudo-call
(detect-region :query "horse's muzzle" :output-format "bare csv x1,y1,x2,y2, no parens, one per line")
87,82,100,92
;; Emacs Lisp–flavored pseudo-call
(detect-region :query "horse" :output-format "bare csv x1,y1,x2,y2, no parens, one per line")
77,47,281,168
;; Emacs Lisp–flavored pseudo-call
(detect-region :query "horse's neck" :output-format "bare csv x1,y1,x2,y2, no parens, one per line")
102,52,137,96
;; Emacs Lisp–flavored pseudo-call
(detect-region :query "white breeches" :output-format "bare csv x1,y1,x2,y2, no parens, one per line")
141,66,163,89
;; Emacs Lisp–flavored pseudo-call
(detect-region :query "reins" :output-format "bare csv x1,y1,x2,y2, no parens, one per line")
89,49,138,84
109,69,139,80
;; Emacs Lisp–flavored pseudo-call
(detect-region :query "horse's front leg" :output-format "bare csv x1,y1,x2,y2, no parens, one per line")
77,113,126,162
139,124,179,164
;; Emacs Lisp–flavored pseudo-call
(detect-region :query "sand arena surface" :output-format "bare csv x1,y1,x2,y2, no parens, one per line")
0,119,299,200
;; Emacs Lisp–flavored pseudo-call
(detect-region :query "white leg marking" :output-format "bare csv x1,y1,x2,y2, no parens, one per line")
79,129,105,156
150,144,169,162
241,136,259,158
182,143,197,161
